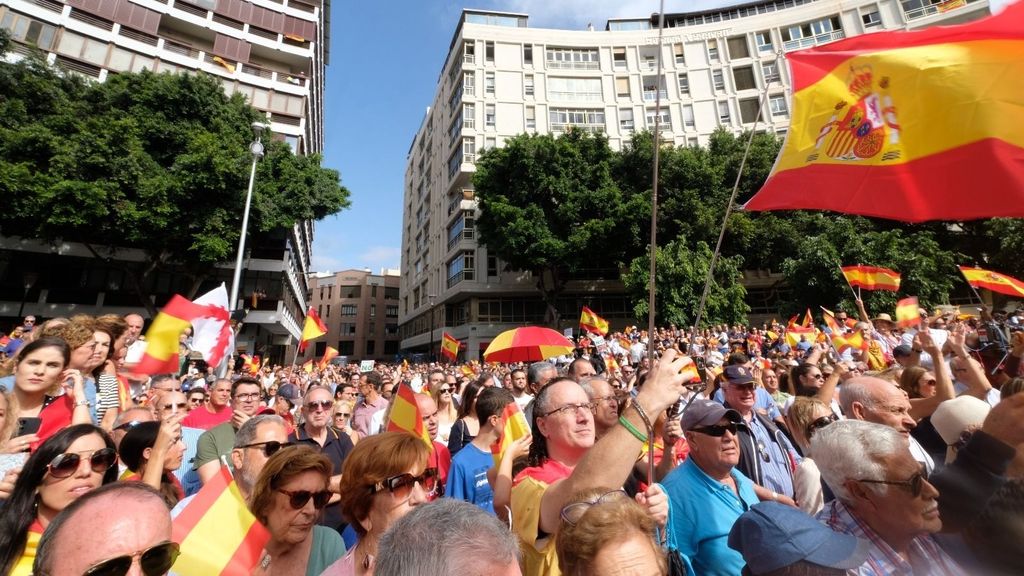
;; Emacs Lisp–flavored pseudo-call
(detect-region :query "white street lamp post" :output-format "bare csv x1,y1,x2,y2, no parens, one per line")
228,122,269,314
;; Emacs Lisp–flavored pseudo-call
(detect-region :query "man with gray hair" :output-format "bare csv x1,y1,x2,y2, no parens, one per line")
523,361,558,424
839,376,935,474
812,420,962,575
578,375,619,439
375,498,521,576
289,384,353,530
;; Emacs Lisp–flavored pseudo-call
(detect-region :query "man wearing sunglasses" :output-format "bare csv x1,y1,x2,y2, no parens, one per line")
289,385,354,530
813,420,963,574
661,399,761,576
34,482,177,576
194,377,265,485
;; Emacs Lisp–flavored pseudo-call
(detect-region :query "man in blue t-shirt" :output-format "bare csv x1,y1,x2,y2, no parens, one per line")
445,387,514,514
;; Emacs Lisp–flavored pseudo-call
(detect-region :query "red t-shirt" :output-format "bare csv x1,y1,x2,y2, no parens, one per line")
180,405,233,430
429,440,452,496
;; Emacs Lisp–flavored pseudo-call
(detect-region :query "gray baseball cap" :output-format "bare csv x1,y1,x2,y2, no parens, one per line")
682,399,741,431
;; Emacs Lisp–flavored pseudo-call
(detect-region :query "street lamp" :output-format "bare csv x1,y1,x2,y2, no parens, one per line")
428,293,436,362
228,122,269,315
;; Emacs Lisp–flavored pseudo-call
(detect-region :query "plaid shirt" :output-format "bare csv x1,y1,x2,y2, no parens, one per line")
818,500,964,575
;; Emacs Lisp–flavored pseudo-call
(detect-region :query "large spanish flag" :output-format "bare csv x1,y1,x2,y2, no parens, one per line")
135,295,214,375
745,2,1024,222
172,466,269,575
580,306,610,336
896,297,920,328
386,382,431,448
441,332,460,361
298,307,327,353
959,265,1024,298
842,265,901,291
831,331,866,353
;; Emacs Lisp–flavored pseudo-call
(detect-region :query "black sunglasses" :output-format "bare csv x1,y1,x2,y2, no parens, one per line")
113,420,143,432
48,447,118,479
279,488,332,510
83,541,179,576
305,400,333,411
239,440,293,457
371,468,439,496
805,414,840,438
690,422,741,437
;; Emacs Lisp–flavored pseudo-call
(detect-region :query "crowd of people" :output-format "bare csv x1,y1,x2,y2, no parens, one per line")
0,301,1022,575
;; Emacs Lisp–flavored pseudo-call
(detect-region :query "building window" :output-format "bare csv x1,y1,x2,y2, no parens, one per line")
485,71,495,95
464,71,475,96
3,14,58,50
369,304,376,317
727,36,750,59
707,39,720,62
682,104,695,128
642,55,656,71
524,43,533,64
646,108,671,131
769,94,789,117
463,41,475,64
463,138,476,163
340,323,356,335
487,254,498,277
673,43,685,65
485,104,495,127
447,251,475,288
782,16,843,50
525,106,536,130
548,77,602,101
687,137,699,147
366,340,376,355
463,103,475,128
341,305,357,316
755,30,774,53
718,101,731,124
733,66,757,91
762,61,780,83
485,41,494,63
677,73,689,96
546,47,600,70
338,341,354,355
712,69,725,92
549,108,605,133
613,47,626,69
739,98,761,124
616,76,630,98
326,305,331,317
386,304,399,318
486,136,496,148
862,10,881,27
524,74,534,96
619,108,634,132
642,75,667,102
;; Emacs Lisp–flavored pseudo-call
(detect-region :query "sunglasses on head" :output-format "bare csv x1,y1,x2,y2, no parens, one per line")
805,414,839,438
48,447,118,479
371,468,439,497
239,440,293,457
279,488,332,510
690,422,740,437
83,541,180,576
305,400,333,411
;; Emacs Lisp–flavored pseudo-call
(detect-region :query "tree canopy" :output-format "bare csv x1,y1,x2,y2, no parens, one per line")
0,47,349,311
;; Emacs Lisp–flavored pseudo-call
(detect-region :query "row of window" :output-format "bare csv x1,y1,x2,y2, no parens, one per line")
329,339,400,357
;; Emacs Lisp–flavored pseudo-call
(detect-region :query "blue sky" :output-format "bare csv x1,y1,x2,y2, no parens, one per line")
312,0,774,273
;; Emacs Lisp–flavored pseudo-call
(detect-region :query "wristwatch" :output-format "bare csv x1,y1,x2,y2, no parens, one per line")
74,399,92,408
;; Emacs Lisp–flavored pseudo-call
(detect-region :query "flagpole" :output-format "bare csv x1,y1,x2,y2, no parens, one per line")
690,57,782,350
646,0,666,368
839,264,859,302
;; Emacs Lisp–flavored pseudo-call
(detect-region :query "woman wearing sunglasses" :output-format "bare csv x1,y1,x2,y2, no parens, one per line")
325,432,436,576
785,397,838,515
429,379,458,443
249,445,344,576
0,423,118,576
118,420,185,508
332,399,359,446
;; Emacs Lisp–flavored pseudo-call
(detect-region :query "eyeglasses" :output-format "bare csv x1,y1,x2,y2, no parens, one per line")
278,488,332,510
234,392,261,401
48,447,118,479
305,400,333,412
810,373,824,380
690,422,740,437
541,402,596,418
595,394,618,406
857,468,930,498
239,440,293,457
438,387,451,393
83,541,180,576
113,420,143,432
371,468,439,498
334,412,351,419
805,414,839,438
560,489,631,526
921,379,937,386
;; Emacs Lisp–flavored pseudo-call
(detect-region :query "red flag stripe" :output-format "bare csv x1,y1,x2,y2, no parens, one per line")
220,522,269,576
172,467,231,538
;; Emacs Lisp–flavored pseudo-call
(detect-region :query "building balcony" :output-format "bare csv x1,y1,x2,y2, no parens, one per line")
545,60,600,71
551,122,605,134
783,30,845,52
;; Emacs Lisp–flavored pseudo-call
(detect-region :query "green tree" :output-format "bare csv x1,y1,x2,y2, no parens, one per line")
0,53,349,313
473,131,646,325
622,240,748,326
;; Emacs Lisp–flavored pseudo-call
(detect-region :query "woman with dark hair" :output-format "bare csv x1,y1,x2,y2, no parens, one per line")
446,380,483,457
119,420,185,508
0,424,117,576
92,314,128,429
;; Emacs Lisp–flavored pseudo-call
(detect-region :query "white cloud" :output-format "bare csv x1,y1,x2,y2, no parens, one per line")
358,246,401,271
491,0,745,29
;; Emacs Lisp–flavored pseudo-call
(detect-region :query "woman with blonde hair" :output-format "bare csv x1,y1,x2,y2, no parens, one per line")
332,399,359,445
430,379,459,443
785,397,836,515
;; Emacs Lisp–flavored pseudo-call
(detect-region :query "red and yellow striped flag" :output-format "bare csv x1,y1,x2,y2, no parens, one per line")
896,297,920,328
801,308,813,328
490,402,530,468
603,352,620,373
958,266,1024,298
172,466,269,575
832,331,866,353
136,295,212,375
298,308,327,353
318,346,339,370
386,382,431,448
821,307,843,334
302,359,314,374
441,332,460,361
580,306,610,336
745,3,1024,222
842,265,901,291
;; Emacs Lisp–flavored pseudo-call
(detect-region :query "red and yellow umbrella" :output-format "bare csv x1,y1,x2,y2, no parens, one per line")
483,326,574,363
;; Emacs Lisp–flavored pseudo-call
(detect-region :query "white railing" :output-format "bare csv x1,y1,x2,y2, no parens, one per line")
545,60,600,70
783,30,846,51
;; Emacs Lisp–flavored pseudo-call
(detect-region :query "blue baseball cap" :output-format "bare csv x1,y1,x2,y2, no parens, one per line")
728,502,869,574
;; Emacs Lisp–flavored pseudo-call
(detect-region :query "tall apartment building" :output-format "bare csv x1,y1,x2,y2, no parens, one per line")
0,0,330,362
307,269,401,362
399,0,989,359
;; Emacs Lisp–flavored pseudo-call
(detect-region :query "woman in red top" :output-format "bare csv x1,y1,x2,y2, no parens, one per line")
118,419,185,507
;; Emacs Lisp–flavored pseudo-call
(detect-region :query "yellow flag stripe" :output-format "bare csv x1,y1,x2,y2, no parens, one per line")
173,482,259,575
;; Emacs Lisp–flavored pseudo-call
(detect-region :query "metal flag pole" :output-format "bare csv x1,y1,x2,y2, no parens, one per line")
647,0,666,369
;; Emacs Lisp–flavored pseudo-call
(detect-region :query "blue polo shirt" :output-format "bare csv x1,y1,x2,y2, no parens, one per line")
663,458,759,576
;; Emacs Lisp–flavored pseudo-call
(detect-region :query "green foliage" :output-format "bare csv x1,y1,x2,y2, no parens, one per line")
0,53,349,308
623,240,749,326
